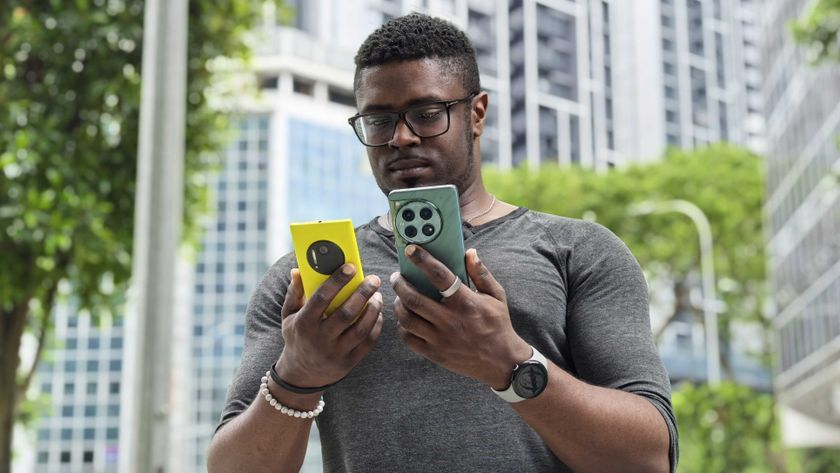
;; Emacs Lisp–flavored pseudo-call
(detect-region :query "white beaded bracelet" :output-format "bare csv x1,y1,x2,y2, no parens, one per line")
260,371,325,419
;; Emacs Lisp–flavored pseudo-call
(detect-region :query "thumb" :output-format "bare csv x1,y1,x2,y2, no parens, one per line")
466,249,506,302
280,268,306,319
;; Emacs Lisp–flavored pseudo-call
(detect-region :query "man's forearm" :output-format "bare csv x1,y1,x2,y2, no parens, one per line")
513,363,671,473
207,382,322,473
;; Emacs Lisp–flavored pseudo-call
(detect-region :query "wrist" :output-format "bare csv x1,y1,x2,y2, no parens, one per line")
486,338,533,390
265,377,323,412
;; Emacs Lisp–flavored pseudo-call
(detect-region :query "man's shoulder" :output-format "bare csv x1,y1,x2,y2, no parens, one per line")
520,209,615,243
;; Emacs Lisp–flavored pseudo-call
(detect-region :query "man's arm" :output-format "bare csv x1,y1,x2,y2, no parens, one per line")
207,386,323,473
208,266,384,473
391,245,673,473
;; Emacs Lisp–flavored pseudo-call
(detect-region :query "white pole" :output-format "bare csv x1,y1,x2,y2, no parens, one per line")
120,0,189,471
630,200,722,385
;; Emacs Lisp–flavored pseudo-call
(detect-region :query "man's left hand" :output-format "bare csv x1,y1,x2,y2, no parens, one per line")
390,245,532,389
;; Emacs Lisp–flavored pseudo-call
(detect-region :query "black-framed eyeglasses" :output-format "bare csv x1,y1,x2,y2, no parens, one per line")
348,92,478,147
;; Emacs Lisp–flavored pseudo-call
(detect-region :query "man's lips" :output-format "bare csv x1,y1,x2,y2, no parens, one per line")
387,157,431,171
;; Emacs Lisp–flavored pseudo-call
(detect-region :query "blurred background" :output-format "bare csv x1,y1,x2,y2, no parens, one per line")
2,0,840,471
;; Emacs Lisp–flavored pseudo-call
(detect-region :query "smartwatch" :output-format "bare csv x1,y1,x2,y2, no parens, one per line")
492,345,549,403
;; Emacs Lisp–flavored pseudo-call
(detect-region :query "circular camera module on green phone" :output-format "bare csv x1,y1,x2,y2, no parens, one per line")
397,201,442,245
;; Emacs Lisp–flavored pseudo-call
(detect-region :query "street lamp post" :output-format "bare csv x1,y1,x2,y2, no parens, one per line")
629,199,722,385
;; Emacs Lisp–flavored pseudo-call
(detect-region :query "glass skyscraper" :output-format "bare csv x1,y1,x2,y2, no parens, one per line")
29,306,123,472
762,0,840,447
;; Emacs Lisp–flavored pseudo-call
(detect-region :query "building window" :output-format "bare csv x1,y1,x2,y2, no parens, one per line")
62,405,74,417
60,451,71,463
106,427,119,440
87,382,97,395
88,338,100,349
64,382,75,394
111,337,123,349
110,382,120,394
84,428,96,440
83,450,94,463
85,405,96,417
258,74,278,90
37,451,49,463
293,77,314,96
109,360,122,371
61,428,72,440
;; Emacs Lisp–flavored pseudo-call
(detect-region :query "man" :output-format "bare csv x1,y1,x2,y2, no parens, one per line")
208,13,677,473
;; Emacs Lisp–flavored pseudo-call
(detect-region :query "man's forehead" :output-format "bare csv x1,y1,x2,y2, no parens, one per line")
355,58,460,109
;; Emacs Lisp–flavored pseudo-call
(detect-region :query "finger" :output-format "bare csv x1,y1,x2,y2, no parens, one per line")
393,296,436,342
301,263,358,320
403,245,463,297
280,268,306,319
338,291,383,347
396,322,432,359
389,272,438,322
323,275,381,332
347,311,384,364
466,249,506,302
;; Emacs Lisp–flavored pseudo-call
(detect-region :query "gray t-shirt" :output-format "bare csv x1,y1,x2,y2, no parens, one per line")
217,208,678,472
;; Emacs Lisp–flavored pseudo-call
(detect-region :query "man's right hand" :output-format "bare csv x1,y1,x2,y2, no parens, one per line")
274,264,384,391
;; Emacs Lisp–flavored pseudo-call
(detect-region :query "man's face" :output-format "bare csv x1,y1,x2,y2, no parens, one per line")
354,58,481,196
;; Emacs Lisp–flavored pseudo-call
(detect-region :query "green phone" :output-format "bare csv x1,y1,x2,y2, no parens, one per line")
388,185,468,301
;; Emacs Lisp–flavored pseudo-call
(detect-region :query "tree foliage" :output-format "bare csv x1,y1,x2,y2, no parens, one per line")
0,0,281,469
674,382,783,473
791,0,840,64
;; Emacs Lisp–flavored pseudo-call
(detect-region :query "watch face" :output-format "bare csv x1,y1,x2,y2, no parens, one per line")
513,362,548,399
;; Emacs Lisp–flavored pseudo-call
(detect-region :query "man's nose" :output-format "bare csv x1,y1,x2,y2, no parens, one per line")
389,117,421,148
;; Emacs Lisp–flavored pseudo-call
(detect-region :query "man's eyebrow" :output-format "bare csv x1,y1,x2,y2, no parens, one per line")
360,95,447,113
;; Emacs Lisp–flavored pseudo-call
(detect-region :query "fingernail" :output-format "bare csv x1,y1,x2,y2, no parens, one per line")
405,245,416,257
473,249,480,264
389,272,399,284
368,275,381,287
342,264,355,275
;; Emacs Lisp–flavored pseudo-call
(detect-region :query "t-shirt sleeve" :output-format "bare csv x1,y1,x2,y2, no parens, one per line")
214,253,296,435
565,221,679,472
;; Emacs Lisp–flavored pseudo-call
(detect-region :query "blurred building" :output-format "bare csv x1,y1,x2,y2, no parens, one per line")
612,0,765,160
29,307,123,472
761,0,840,447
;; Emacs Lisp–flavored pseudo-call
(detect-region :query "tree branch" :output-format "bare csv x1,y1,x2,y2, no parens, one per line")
15,279,59,407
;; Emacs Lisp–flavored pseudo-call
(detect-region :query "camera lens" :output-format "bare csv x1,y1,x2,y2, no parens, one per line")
402,209,415,221
405,225,417,238
422,224,435,236
419,207,433,220
318,245,329,255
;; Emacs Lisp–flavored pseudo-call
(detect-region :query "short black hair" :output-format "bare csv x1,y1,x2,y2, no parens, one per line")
353,13,480,96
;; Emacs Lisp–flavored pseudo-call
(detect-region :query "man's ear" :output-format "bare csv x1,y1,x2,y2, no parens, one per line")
471,91,489,137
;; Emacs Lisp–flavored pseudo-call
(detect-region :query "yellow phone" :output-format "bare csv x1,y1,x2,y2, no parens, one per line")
290,219,364,316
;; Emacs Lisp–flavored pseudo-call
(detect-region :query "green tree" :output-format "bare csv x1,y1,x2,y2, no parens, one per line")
486,144,768,373
0,1,283,469
792,0,840,64
673,382,785,473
